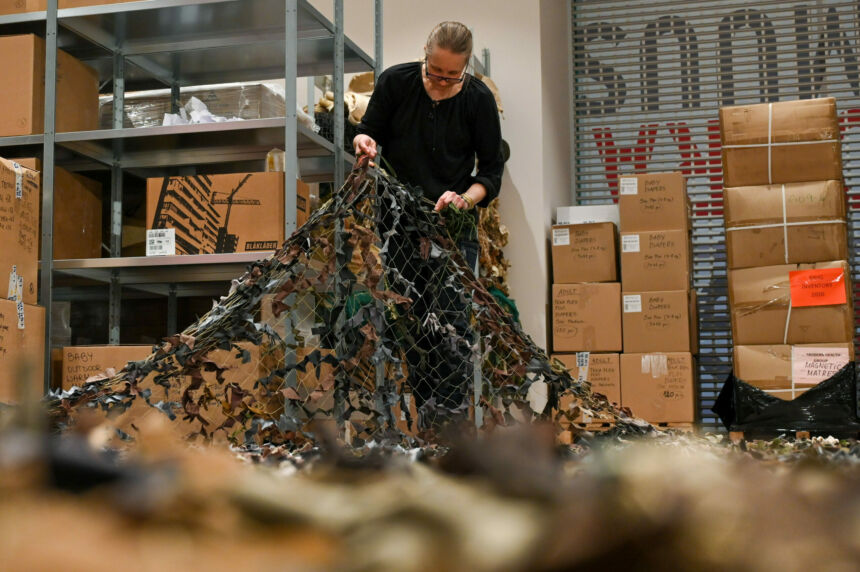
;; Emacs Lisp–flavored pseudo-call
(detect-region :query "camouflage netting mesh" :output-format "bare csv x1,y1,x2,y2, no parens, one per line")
48,158,648,450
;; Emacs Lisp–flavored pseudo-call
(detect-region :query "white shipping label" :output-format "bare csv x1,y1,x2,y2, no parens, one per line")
7,265,17,300
619,178,638,195
791,347,851,386
552,227,570,246
16,276,25,329
16,275,22,302
623,295,642,313
12,161,23,199
17,299,25,329
621,234,641,253
146,229,176,256
576,352,590,382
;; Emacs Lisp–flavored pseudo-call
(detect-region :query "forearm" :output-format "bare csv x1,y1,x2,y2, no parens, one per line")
461,183,487,209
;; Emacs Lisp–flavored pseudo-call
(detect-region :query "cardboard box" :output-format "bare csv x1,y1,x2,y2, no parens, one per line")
104,342,283,444
61,345,152,390
146,172,310,255
552,283,622,353
621,352,696,423
0,158,40,305
0,299,45,403
551,222,617,283
0,0,136,13
728,260,854,345
0,34,99,136
724,180,847,269
620,229,691,291
734,344,855,401
618,172,689,232
720,98,842,187
622,290,698,354
16,158,103,260
556,204,619,227
552,352,621,405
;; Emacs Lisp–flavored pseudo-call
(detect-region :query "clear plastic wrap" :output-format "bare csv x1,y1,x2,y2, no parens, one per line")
99,82,318,132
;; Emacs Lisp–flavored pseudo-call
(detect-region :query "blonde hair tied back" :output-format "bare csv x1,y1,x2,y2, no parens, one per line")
425,21,473,59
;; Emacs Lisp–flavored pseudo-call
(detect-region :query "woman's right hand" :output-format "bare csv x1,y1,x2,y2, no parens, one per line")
353,134,378,158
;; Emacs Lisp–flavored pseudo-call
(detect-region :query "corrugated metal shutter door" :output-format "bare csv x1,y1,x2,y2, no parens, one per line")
570,0,860,432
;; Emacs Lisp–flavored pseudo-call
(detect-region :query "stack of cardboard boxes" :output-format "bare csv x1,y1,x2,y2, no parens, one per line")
618,172,698,426
550,206,623,427
721,97,855,400
0,159,45,403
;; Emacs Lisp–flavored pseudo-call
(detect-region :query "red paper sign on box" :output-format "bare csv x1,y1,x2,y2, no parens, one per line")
789,268,847,308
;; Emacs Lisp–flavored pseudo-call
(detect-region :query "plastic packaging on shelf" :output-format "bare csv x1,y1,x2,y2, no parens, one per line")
99,82,319,132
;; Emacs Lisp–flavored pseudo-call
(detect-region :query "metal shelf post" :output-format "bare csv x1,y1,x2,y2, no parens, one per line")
109,51,125,345
40,0,59,392
375,0,383,79
284,0,298,237
333,0,344,188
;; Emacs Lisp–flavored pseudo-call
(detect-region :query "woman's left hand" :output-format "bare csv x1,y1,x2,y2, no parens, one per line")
435,190,470,212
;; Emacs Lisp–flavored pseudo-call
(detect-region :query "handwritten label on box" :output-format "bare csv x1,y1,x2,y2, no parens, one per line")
789,268,846,307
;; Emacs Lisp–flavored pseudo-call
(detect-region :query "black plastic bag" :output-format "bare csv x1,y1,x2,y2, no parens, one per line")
712,362,860,436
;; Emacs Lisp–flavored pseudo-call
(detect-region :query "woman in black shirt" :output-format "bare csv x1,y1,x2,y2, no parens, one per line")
354,21,504,236
353,22,504,423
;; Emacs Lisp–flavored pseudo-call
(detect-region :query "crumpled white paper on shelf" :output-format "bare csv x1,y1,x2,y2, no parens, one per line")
163,96,240,125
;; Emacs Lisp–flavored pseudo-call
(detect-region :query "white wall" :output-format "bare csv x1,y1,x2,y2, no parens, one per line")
311,0,570,350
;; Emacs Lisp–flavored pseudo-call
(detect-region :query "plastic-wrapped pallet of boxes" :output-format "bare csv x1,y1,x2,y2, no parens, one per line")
617,172,698,428
720,97,853,401
550,205,622,428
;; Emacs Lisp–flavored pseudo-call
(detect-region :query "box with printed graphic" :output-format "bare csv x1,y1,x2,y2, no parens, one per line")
719,98,842,188
728,260,854,345
146,172,310,255
0,159,40,305
734,344,855,401
618,172,690,232
622,290,698,354
551,222,617,283
620,229,692,292
551,283,622,353
620,352,696,423
724,180,847,269
0,298,45,403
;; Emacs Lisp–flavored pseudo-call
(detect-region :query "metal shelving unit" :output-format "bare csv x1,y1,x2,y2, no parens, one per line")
0,0,382,390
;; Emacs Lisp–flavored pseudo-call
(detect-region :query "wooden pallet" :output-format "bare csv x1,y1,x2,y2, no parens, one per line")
728,429,860,443
654,422,696,434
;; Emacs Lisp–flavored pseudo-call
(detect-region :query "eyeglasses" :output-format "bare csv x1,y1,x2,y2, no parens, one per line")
423,58,466,84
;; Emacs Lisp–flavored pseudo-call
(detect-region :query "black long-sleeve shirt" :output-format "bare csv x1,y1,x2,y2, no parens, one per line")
357,61,503,207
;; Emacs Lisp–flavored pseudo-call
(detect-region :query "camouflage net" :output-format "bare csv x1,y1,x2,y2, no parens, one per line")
48,158,646,450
